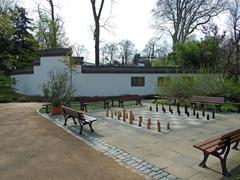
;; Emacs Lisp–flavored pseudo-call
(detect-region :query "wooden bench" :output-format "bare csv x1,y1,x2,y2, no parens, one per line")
115,95,142,108
193,129,240,176
154,95,168,103
154,95,178,104
191,96,225,111
62,106,97,134
79,97,110,112
42,103,51,113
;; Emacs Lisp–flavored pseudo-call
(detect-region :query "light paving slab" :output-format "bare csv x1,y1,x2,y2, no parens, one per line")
42,101,240,179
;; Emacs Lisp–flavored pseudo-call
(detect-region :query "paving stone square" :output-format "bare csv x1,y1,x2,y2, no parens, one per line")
43,100,240,179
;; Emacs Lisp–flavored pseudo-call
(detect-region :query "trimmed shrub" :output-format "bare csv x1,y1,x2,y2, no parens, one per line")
41,68,73,107
157,73,239,101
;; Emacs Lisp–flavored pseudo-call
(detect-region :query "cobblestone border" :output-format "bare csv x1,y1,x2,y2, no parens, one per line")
38,109,180,180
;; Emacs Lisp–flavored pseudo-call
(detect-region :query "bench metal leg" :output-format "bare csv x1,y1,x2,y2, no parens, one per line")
79,125,83,134
46,105,49,113
212,144,231,177
63,118,67,126
199,151,209,168
104,102,110,109
63,114,69,126
64,115,77,126
119,101,124,108
232,141,239,150
79,123,83,134
80,104,84,111
137,100,142,106
84,104,87,112
221,158,230,177
73,118,77,125
89,122,94,132
221,145,231,177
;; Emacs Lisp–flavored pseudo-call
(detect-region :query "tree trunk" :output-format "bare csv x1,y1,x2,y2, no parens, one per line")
95,22,100,66
235,45,240,77
90,0,105,66
48,0,57,48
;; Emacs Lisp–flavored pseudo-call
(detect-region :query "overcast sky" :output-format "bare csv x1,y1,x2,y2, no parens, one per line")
21,0,159,62
20,0,229,62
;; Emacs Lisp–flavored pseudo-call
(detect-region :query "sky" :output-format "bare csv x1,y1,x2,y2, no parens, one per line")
20,0,229,63
21,0,158,62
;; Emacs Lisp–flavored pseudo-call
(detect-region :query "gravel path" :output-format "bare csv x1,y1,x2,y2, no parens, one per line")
0,103,143,180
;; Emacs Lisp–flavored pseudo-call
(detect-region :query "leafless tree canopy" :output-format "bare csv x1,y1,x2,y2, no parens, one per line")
101,42,118,64
152,0,225,46
0,0,17,12
72,43,89,58
224,0,240,76
36,0,68,49
118,40,136,64
143,37,164,60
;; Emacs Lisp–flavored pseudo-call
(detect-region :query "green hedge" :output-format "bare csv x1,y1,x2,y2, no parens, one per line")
158,74,240,101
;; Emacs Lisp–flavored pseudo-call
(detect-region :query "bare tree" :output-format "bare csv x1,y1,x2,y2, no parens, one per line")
90,0,105,66
36,2,68,49
143,37,162,60
72,43,89,59
152,0,225,46
47,0,57,48
100,42,118,65
0,0,17,12
225,0,240,76
118,40,136,64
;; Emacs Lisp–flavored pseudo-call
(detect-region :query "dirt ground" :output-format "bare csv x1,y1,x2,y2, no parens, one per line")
0,103,144,180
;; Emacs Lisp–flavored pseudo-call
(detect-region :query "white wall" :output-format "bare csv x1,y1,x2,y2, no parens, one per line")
13,56,74,96
72,73,169,96
13,56,174,96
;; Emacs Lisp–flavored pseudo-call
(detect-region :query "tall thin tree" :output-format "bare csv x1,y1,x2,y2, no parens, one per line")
47,0,57,48
90,0,105,66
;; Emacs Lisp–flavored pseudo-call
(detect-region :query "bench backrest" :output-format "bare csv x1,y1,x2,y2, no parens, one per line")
118,95,142,100
218,129,240,146
79,97,108,103
192,96,224,104
62,106,84,119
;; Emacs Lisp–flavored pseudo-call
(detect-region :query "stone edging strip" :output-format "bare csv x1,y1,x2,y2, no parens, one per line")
37,109,180,180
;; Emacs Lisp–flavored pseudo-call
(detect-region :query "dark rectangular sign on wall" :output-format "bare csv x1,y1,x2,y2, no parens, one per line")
131,77,145,87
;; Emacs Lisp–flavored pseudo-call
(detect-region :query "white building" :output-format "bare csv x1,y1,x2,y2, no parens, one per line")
12,49,177,97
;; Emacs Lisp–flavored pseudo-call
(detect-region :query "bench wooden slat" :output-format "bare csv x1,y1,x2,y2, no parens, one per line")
205,145,225,153
82,115,96,122
192,96,224,105
193,136,221,148
195,139,219,149
79,97,110,111
118,95,142,101
114,95,142,108
221,129,240,140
